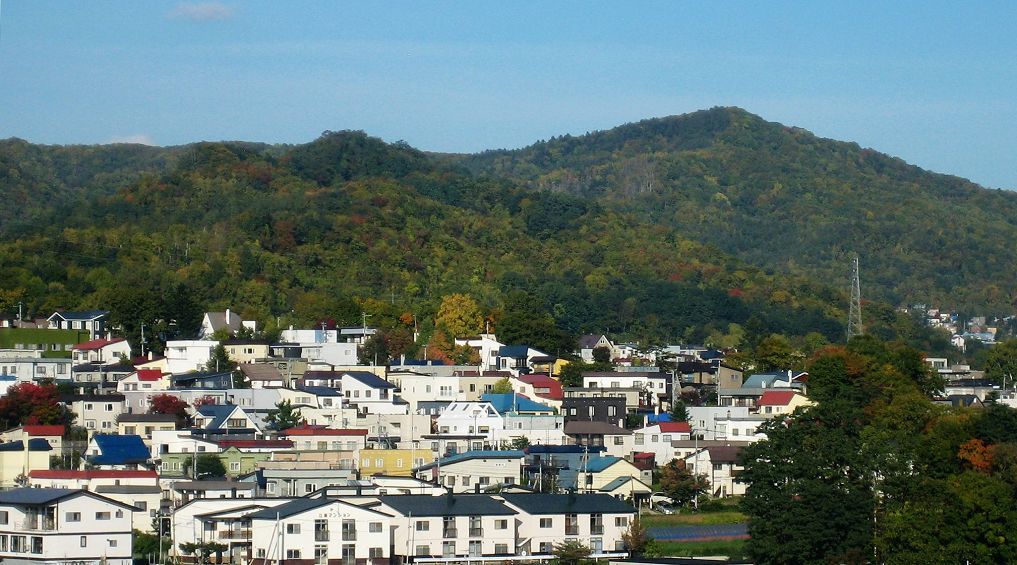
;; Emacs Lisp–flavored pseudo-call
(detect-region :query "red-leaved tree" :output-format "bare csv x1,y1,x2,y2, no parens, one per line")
149,394,191,429
0,382,74,429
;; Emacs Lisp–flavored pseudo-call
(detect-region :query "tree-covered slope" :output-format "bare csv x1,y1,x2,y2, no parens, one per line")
0,130,936,356
459,107,1017,313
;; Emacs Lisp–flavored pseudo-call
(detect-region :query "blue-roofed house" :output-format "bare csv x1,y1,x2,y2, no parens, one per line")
413,449,525,493
340,371,406,416
481,393,554,416
719,370,807,409
560,455,645,493
47,309,109,340
86,434,150,469
193,404,271,437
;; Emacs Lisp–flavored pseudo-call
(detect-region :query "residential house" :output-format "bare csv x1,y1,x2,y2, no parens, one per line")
85,434,150,469
1,425,65,454
413,450,525,493
0,354,72,383
567,456,646,495
244,468,357,497
171,371,235,390
515,374,564,410
199,308,254,340
164,340,219,374
240,363,286,389
27,469,161,533
170,480,257,508
563,421,633,458
376,494,518,559
222,339,271,364
683,445,746,498
561,393,627,427
523,445,607,491
583,371,668,410
632,421,692,465
755,389,812,417
279,425,368,454
70,360,135,386
47,310,109,340
356,448,434,477
577,334,616,363
0,488,135,564
340,371,401,415
116,413,178,444
246,497,391,564
501,493,634,556
70,337,131,367
494,345,548,372
718,371,807,409
0,439,51,487
61,393,125,436
454,333,506,370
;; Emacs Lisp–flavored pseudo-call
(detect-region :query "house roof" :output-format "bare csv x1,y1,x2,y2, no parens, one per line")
137,369,164,381
518,374,564,401
526,444,607,455
633,452,655,460
94,485,162,495
500,493,635,515
481,393,553,414
644,413,673,424
48,310,108,322
196,404,238,429
415,450,525,472
282,425,368,437
578,335,607,349
756,390,799,406
0,487,136,511
296,385,341,397
204,311,242,333
741,373,792,389
246,497,333,520
172,480,255,492
171,371,233,384
583,456,624,473
89,434,150,465
379,494,515,517
23,425,64,437
498,345,532,358
73,337,127,351
217,440,293,449
61,393,126,403
30,469,157,480
702,446,743,464
239,363,282,381
599,476,651,493
0,439,51,452
343,371,396,389
658,422,692,433
564,421,632,436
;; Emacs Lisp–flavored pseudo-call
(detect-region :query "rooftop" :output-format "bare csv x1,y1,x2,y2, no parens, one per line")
501,493,635,515
379,494,515,517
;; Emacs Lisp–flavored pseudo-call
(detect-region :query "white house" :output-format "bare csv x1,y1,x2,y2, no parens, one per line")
199,309,255,340
340,371,403,415
577,334,617,363
632,421,692,465
164,340,219,374
71,337,132,367
0,488,135,564
455,333,505,371
683,445,746,498
413,450,525,493
27,470,161,533
376,494,518,559
47,310,109,340
501,492,634,556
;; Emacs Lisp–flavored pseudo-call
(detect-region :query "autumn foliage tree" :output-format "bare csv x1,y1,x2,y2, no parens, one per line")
0,382,73,428
149,394,191,428
435,293,483,340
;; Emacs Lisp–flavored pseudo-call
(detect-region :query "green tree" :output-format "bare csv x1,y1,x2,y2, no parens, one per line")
205,344,237,374
492,377,514,394
265,400,303,431
669,399,689,422
185,454,227,478
984,339,1017,385
592,346,612,364
552,539,593,565
621,515,652,557
658,458,709,507
510,436,530,450
753,333,803,372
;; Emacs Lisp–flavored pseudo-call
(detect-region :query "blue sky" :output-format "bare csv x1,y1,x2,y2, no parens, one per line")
1,1,1016,189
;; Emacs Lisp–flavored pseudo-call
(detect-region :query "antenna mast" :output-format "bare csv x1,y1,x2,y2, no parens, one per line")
847,256,863,340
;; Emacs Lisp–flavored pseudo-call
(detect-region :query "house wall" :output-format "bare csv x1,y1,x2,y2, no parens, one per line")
249,503,390,562
0,495,134,564
358,449,433,477
512,508,631,555
385,511,517,559
0,451,49,488
418,457,523,493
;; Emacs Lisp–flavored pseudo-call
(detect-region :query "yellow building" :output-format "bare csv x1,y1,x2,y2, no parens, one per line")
0,438,51,487
359,448,434,477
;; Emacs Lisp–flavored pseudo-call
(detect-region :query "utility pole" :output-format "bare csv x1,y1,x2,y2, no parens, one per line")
17,302,23,321
140,323,146,357
847,256,863,341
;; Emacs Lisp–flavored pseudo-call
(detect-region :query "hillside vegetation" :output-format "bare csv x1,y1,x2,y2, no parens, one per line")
460,107,1017,314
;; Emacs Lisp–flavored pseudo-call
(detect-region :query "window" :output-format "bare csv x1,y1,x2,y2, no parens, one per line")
361,458,371,468
565,513,578,535
342,544,355,565
469,540,482,556
608,405,617,417
105,403,114,412
96,512,111,520
569,407,577,416
495,543,509,554
79,535,86,548
634,434,644,445
134,501,147,512
442,541,455,557
415,545,430,556
539,517,553,528
416,520,429,531
108,539,118,548
66,512,81,522
115,510,124,518
315,545,328,564
286,523,300,534
257,549,266,558
651,435,659,442
663,434,671,442
11,535,25,552
230,462,241,472
613,436,624,445
615,516,629,527
31,537,42,554
228,418,246,428
733,429,740,436
341,519,356,541
369,522,382,533
539,541,553,553
286,549,301,559
305,483,317,494
590,513,604,535
124,426,136,435
0,535,7,551
479,476,490,485
375,458,383,467
85,403,94,411
495,519,508,530
369,547,384,558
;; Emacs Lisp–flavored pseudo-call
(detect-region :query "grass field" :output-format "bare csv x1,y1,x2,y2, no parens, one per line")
641,510,746,527
651,539,747,559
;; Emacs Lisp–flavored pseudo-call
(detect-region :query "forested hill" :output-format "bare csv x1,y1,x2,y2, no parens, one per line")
458,107,1017,314
0,129,946,357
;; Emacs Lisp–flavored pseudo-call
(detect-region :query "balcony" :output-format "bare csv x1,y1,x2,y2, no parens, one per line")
565,526,579,536
443,528,458,539
469,528,483,537
219,529,252,540
341,531,356,541
23,518,55,531
315,530,330,542
591,525,604,535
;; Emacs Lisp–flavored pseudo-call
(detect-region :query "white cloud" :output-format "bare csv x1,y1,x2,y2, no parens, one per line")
168,2,235,22
109,134,155,146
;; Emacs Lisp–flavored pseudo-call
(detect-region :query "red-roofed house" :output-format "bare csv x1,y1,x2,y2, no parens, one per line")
756,390,812,417
633,421,693,465
72,337,132,366
516,374,564,409
280,425,369,452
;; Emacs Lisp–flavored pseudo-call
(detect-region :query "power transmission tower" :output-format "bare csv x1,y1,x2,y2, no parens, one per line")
847,256,863,340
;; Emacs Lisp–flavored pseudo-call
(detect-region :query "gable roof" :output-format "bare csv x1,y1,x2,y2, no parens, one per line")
517,375,564,401
657,421,692,434
756,390,799,406
73,337,127,351
578,335,608,349
498,345,532,358
481,393,553,414
583,456,624,473
48,310,108,322
246,497,333,520
30,469,157,480
137,369,164,381
342,371,396,389
0,487,136,511
90,434,150,465
282,425,368,437
204,310,242,333
379,494,515,517
23,425,64,437
599,476,651,493
239,363,282,381
196,404,239,429
501,493,634,515
0,439,51,452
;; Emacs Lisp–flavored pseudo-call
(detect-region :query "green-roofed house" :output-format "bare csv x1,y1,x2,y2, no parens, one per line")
413,450,525,493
